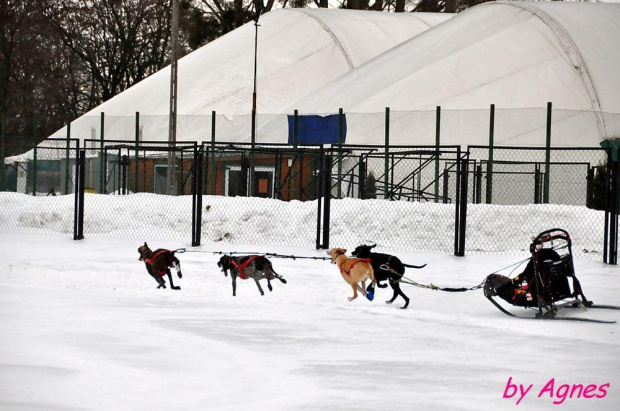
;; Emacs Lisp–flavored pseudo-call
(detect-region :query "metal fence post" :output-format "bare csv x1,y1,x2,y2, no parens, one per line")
611,159,619,264
192,143,203,246
292,109,298,198
534,164,542,204
210,111,216,194
316,147,324,249
337,108,343,199
100,112,105,193
454,149,469,256
475,164,482,203
486,104,494,204
135,112,140,192
32,112,38,196
603,144,619,265
459,155,469,256
322,152,331,249
543,102,552,203
384,107,390,199
358,154,366,199
1,112,5,191
65,114,71,194
454,147,461,255
74,148,85,240
435,106,440,201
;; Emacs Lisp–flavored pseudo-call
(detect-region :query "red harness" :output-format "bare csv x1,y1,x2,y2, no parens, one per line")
145,249,170,277
231,255,261,280
339,258,371,276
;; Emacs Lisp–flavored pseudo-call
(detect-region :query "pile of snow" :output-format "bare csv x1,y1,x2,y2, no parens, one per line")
0,192,608,258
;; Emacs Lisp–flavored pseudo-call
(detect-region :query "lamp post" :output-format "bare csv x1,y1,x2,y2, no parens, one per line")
250,5,262,197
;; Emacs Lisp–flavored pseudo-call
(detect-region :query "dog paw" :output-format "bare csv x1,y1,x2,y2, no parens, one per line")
172,286,181,290
178,273,183,278
385,300,393,304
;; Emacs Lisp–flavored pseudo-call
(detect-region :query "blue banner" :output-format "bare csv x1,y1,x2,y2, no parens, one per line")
287,114,346,145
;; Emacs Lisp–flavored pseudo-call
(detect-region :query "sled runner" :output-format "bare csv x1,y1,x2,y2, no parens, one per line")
483,228,619,324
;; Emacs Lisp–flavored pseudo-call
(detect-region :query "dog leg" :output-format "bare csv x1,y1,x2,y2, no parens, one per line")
386,282,409,309
254,278,265,296
166,270,181,290
270,269,287,284
387,286,398,304
396,283,410,309
232,276,237,296
348,283,358,302
151,274,166,289
267,279,273,292
355,285,367,296
172,259,182,279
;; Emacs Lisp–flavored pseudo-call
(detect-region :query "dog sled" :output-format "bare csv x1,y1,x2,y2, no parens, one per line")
483,228,620,324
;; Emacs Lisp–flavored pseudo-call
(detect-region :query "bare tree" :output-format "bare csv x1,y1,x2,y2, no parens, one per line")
42,0,180,104
0,0,75,144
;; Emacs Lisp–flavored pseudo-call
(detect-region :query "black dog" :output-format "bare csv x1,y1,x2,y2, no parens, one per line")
351,244,426,309
217,255,287,296
138,242,182,290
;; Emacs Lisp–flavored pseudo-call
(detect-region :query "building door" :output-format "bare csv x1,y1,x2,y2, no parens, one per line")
225,166,274,198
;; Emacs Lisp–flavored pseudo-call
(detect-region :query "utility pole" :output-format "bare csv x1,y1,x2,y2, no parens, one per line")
167,0,179,195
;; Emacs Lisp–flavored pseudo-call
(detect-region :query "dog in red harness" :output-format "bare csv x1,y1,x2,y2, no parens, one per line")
217,255,287,296
328,248,376,302
138,242,182,290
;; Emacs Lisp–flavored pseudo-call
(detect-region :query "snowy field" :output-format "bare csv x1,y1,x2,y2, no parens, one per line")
1,195,619,410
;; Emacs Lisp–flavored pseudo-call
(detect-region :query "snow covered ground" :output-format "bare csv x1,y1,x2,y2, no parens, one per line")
1,194,619,410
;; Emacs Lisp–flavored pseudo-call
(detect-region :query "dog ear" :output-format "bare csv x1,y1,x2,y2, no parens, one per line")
343,249,347,254
144,242,148,247
370,244,377,249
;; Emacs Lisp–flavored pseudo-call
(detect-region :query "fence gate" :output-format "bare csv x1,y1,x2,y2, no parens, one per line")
75,140,199,243
317,145,468,255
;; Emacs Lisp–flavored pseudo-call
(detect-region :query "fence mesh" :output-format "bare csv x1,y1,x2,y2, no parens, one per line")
1,131,616,261
467,146,609,258
198,143,322,248
325,145,464,254
0,138,79,235
74,140,199,242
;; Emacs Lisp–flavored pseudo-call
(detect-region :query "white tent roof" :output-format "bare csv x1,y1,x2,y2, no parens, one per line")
45,9,451,146
280,1,620,146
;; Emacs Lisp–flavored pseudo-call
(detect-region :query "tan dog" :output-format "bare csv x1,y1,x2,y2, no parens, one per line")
328,248,376,302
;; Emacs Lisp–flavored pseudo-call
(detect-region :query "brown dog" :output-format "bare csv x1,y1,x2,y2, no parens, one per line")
217,255,287,296
138,242,182,290
328,248,376,302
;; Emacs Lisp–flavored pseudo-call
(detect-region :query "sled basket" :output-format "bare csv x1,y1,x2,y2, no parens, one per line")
484,228,588,312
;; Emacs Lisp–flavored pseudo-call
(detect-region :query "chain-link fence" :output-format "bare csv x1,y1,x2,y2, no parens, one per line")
198,143,323,248
467,146,611,258
0,138,79,235
324,145,466,255
71,140,200,243
2,135,618,263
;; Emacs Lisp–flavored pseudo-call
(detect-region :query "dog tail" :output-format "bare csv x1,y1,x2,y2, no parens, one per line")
402,262,427,269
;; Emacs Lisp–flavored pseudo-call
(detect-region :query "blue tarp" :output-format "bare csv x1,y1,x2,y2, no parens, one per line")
287,114,346,145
